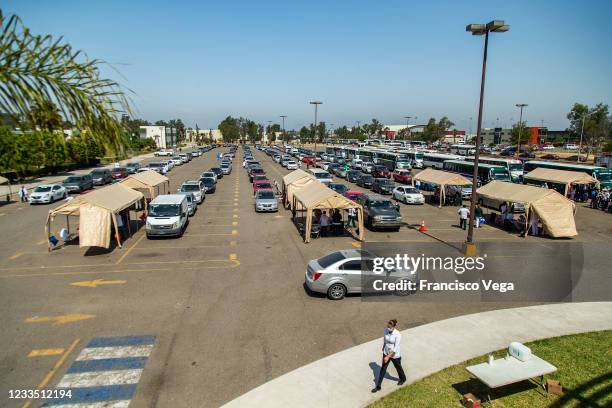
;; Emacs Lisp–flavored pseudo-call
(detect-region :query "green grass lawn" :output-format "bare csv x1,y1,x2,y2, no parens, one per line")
370,331,611,408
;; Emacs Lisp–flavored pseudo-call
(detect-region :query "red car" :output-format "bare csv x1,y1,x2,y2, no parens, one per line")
253,181,274,193
111,167,128,179
392,169,413,184
302,155,316,166
372,165,391,178
343,190,363,203
252,174,268,188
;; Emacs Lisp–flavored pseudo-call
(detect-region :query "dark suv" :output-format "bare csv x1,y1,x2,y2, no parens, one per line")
371,178,395,195
356,173,374,189
90,169,112,186
372,165,391,178
347,170,361,183
357,193,402,231
62,174,93,193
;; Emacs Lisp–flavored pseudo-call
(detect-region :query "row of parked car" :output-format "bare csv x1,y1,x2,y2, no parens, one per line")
146,147,234,238
244,145,279,212
28,146,220,205
262,146,427,232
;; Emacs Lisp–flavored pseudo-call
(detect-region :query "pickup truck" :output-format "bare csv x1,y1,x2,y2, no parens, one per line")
154,150,173,157
357,193,402,231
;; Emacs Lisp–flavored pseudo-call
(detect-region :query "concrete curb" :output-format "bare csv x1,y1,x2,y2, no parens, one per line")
223,302,612,408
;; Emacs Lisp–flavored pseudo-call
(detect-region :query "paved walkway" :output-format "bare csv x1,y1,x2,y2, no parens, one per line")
223,302,612,408
0,152,155,199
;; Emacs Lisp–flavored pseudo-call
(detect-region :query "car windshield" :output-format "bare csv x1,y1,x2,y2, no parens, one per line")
257,191,275,199
405,188,419,194
252,169,264,174
597,171,612,182
149,163,163,168
34,186,52,192
181,184,200,192
201,178,214,185
64,176,81,183
362,175,373,181
509,163,523,172
369,200,394,209
113,168,126,172
378,180,393,185
149,204,180,217
314,172,331,179
317,252,347,268
127,163,138,167
492,170,510,180
91,170,106,175
202,173,215,177
256,183,272,189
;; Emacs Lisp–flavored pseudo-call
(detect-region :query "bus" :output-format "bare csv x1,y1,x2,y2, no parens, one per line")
466,156,524,182
345,147,360,160
373,151,411,171
409,141,427,148
523,161,612,188
398,150,425,168
450,144,476,156
423,153,463,169
443,160,511,185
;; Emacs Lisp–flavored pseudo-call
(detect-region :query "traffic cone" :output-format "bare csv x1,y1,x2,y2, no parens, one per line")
419,220,428,232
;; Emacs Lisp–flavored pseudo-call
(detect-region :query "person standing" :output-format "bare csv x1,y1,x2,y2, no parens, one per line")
347,207,357,228
319,211,330,237
19,185,28,202
372,319,406,393
474,203,484,228
458,205,470,230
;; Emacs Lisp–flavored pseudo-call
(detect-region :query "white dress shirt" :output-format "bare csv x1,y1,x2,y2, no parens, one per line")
383,328,401,359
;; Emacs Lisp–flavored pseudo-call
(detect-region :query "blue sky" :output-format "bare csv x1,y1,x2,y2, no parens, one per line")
3,0,611,130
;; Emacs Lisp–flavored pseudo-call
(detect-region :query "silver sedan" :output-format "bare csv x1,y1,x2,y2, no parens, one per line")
304,249,418,300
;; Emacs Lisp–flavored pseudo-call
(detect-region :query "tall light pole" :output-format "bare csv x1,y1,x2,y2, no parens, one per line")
578,111,593,162
464,20,510,255
267,120,272,145
404,116,412,142
515,103,528,155
310,101,322,160
280,115,287,142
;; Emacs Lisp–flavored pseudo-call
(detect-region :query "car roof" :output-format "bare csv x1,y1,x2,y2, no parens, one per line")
363,193,387,201
150,194,186,205
36,184,59,188
183,180,201,185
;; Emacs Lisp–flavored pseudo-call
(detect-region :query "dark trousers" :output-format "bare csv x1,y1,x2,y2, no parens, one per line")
320,225,329,237
347,216,357,228
459,218,467,230
376,355,406,387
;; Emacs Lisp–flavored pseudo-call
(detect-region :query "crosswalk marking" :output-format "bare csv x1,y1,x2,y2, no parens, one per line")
42,335,155,407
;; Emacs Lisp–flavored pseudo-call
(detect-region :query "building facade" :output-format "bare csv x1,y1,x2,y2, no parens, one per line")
185,128,223,144
139,126,177,149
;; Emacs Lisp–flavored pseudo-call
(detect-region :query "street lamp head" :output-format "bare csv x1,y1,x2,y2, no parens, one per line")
467,21,509,35
466,23,486,35
309,101,322,105
516,103,528,108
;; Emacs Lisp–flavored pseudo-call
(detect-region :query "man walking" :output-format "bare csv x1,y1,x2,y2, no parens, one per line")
19,185,28,202
474,203,484,228
458,205,470,230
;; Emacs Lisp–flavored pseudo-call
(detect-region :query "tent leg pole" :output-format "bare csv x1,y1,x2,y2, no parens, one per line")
113,216,122,249
47,218,51,252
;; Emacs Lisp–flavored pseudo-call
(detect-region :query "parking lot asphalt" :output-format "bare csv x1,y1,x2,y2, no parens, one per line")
0,147,610,407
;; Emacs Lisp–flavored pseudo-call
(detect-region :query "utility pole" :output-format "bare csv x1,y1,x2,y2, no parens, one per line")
309,101,322,161
515,104,528,156
280,115,287,142
404,116,411,142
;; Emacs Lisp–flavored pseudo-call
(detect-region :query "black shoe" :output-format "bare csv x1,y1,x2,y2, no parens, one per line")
371,386,381,393
397,381,405,386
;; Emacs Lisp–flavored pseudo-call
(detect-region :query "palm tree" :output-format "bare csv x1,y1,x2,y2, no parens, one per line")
27,100,63,131
0,11,132,154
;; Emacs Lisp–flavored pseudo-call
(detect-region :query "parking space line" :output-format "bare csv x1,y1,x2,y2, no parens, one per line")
115,233,146,265
28,348,65,357
9,252,23,260
21,339,80,408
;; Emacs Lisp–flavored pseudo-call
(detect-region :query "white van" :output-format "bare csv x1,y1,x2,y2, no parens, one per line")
308,169,333,185
146,194,189,238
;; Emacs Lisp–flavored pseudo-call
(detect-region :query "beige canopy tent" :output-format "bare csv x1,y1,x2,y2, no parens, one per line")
120,170,170,199
282,169,315,209
46,183,145,250
413,168,472,207
292,182,365,243
523,168,598,196
476,181,577,238
0,175,12,202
